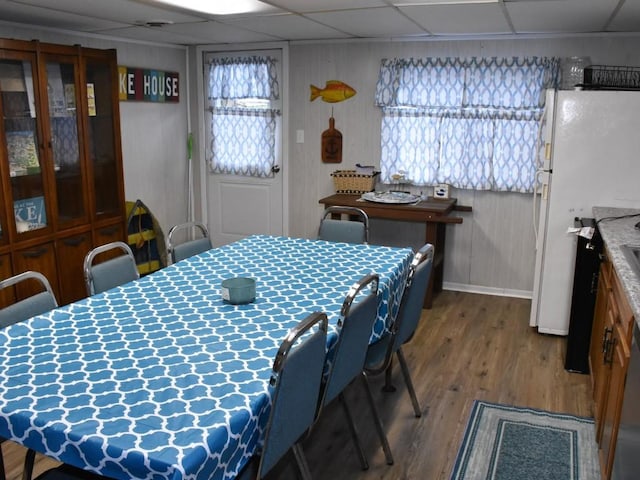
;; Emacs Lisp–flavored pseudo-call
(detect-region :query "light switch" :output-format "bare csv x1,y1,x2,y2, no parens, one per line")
296,130,304,143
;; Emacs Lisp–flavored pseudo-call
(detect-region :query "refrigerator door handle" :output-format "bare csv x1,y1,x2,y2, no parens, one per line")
532,168,546,243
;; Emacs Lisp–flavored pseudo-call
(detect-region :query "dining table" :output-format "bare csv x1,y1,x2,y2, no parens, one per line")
0,234,413,480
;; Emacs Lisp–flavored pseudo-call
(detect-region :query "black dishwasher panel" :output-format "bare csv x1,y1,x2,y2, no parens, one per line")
565,217,602,374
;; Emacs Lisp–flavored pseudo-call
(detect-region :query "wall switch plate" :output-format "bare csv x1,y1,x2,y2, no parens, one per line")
296,130,304,143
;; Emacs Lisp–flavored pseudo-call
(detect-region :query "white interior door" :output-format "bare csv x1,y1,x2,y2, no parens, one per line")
201,48,287,246
209,170,283,246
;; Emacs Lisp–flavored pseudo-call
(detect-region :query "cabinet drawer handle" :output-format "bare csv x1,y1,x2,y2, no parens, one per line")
99,227,118,236
63,236,86,247
21,248,47,258
602,326,613,357
604,336,617,366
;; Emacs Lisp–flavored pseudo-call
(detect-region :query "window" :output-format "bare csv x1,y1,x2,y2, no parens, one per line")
375,57,560,193
204,53,281,177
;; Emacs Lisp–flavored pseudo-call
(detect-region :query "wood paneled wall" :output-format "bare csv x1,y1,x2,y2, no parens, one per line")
288,35,640,294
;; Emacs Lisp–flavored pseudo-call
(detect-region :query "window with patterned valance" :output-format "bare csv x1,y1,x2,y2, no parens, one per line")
375,57,560,192
205,55,281,177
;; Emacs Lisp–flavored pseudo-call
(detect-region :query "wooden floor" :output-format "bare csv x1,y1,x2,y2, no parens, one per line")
1,291,594,480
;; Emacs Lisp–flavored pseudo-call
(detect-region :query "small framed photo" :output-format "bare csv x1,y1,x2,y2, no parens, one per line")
434,183,449,199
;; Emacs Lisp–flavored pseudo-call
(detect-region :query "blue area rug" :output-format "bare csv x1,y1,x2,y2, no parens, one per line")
451,400,600,480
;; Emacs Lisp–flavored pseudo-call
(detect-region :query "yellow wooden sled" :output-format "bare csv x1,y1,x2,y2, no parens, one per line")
126,199,166,275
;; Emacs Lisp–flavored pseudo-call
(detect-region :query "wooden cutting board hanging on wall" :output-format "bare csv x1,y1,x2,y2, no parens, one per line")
321,116,342,163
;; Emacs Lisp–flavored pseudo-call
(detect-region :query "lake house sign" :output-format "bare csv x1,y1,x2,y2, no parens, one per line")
118,66,179,102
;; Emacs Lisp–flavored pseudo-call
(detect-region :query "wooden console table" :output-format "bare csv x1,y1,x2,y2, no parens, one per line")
319,193,471,309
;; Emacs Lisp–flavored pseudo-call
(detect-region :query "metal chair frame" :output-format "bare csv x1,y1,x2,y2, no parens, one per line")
0,270,58,480
311,273,394,469
166,221,211,264
254,311,329,480
360,243,434,460
317,206,370,244
83,241,140,296
0,271,58,329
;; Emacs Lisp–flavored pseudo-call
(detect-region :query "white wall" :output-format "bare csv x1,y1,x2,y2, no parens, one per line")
0,23,191,237
288,34,640,296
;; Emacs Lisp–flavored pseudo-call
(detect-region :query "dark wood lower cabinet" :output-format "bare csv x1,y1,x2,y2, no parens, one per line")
0,254,14,308
590,249,634,480
56,232,93,304
12,242,58,300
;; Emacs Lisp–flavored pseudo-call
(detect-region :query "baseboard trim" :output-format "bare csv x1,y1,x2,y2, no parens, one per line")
443,282,532,300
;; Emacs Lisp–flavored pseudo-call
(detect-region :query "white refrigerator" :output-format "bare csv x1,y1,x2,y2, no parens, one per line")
530,89,640,335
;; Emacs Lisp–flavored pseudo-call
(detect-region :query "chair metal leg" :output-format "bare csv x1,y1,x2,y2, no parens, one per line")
381,360,396,392
359,373,394,465
292,443,313,480
396,348,421,418
338,392,369,470
22,448,36,480
0,438,6,480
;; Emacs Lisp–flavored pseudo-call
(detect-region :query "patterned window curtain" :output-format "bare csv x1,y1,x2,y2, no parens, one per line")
375,57,560,192
207,56,280,177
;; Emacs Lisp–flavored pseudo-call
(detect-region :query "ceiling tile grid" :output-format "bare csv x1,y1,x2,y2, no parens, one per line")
0,0,636,45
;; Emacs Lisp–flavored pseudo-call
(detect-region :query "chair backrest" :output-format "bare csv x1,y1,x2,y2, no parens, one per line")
392,243,434,351
258,312,328,479
166,222,212,264
320,273,379,407
317,206,369,244
84,241,140,296
0,271,58,329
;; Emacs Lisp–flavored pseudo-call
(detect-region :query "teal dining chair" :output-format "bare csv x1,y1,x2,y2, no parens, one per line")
166,221,212,264
238,311,328,480
317,206,369,244
0,270,58,480
360,243,434,454
83,241,139,296
0,270,58,329
309,273,394,469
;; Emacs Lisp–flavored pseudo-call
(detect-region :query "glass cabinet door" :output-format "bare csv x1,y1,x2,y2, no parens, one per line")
85,57,121,219
44,56,87,227
0,55,50,237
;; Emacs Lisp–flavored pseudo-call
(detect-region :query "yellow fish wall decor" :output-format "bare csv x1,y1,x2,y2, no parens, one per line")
310,80,356,103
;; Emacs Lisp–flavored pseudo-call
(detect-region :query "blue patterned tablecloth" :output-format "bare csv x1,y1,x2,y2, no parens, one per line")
0,235,413,480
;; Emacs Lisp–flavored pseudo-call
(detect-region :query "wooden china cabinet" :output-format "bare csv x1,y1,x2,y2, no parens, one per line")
0,38,126,306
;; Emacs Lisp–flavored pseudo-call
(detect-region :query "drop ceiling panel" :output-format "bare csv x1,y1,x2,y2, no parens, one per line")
0,2,126,31
95,25,215,44
306,7,428,37
0,0,638,45
10,0,205,23
399,3,512,35
606,0,640,32
159,20,282,43
266,0,388,13
506,0,619,33
223,13,353,40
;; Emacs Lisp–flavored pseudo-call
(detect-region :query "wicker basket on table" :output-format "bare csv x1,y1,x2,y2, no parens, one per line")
331,170,379,194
